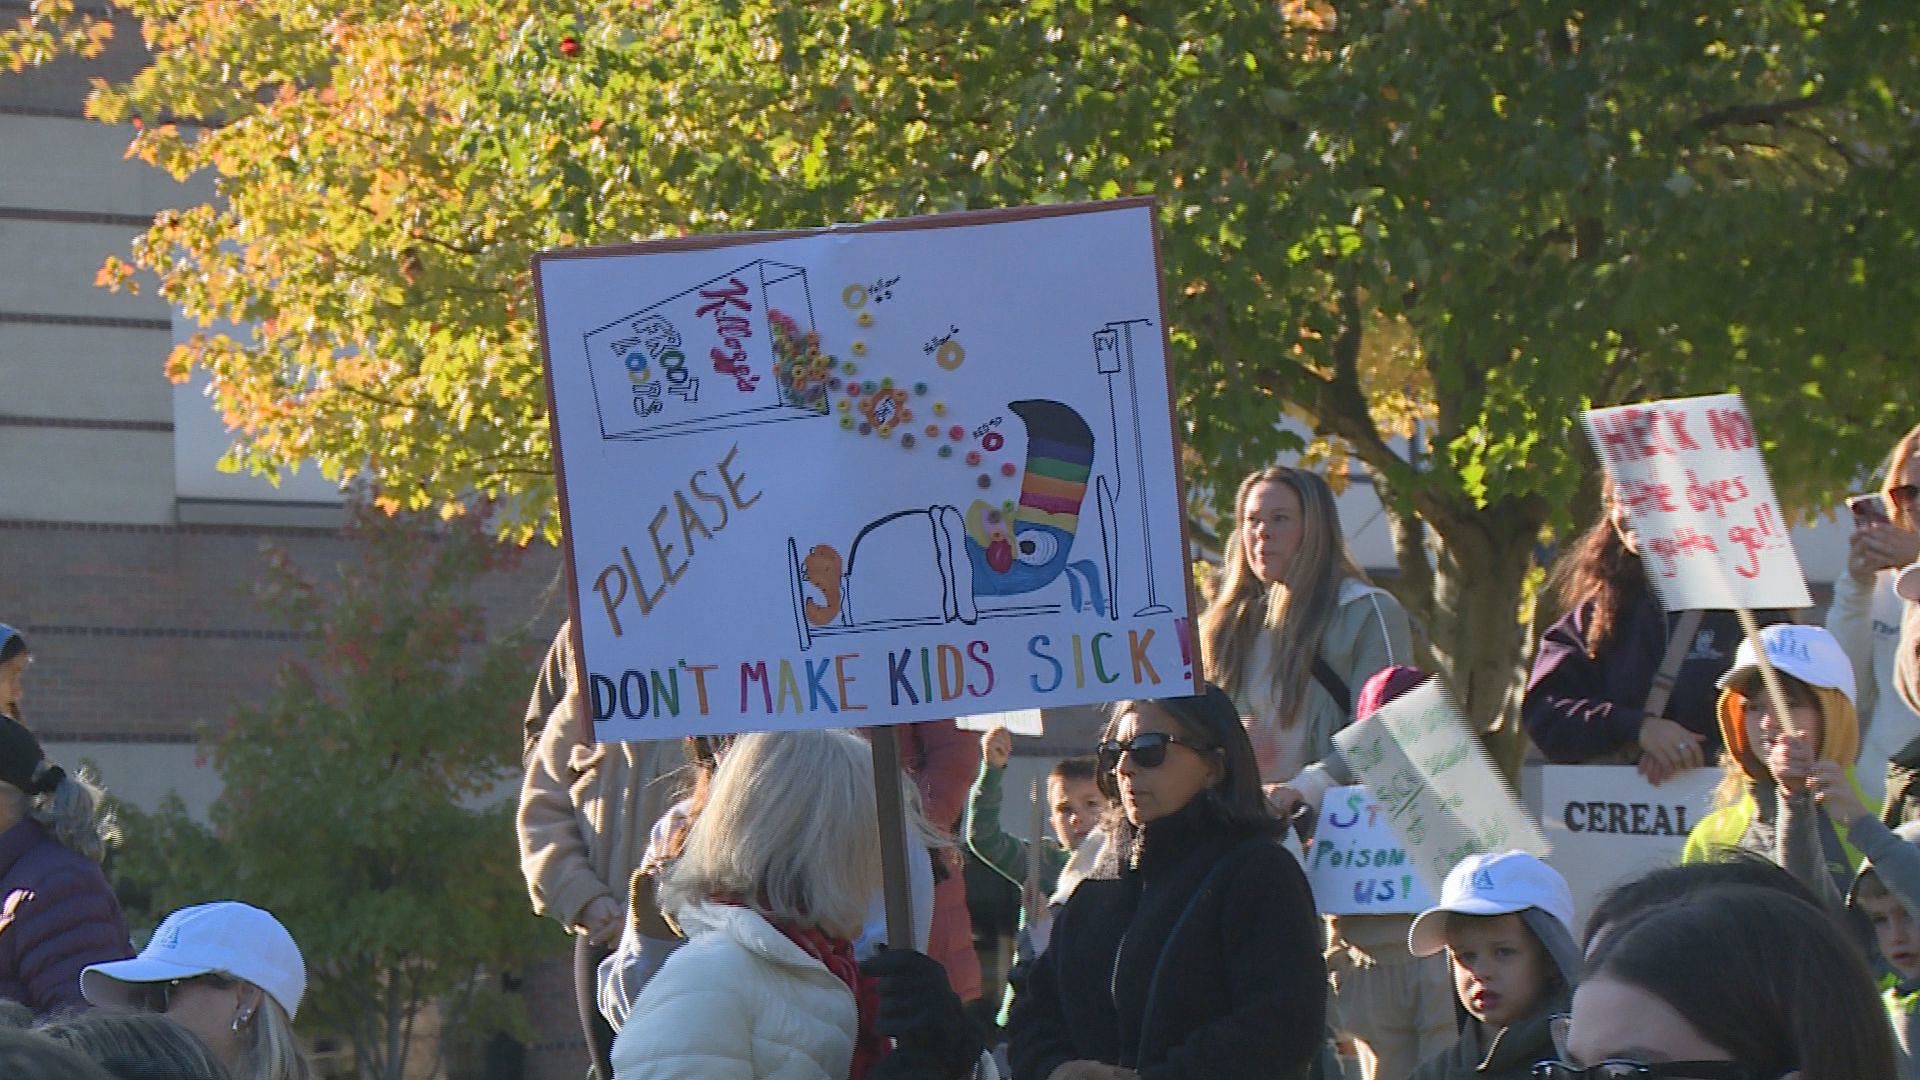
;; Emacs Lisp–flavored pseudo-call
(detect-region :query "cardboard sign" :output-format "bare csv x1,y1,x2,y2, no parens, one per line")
1582,393,1811,611
1306,785,1439,915
1333,681,1549,894
953,709,1045,737
534,200,1197,742
1525,764,1719,934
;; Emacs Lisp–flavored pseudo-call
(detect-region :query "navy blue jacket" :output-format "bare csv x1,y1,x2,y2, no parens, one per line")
0,818,130,1017
1522,593,1756,763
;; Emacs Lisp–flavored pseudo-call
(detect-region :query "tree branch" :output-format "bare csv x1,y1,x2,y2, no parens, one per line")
1689,92,1827,134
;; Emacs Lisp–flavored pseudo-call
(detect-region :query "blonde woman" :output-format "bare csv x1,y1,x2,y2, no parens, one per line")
1828,422,1920,804
610,728,982,1080
1198,466,1429,1080
82,901,312,1080
0,714,129,1017
1199,466,1413,813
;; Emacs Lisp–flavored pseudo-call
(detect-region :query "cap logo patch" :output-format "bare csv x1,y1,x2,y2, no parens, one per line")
154,923,181,950
1768,630,1813,664
1471,869,1496,891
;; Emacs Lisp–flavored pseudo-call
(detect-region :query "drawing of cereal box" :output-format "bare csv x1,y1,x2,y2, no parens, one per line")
582,260,827,442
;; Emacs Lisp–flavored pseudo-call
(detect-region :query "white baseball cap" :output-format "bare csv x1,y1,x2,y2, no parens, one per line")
1715,622,1856,706
1895,562,1920,603
82,901,306,1019
1408,850,1575,958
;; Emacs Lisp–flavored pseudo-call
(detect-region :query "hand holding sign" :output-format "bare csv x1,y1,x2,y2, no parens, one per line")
1582,393,1811,612
1333,680,1548,894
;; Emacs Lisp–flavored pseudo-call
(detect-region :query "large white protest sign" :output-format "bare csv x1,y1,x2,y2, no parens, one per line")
1523,764,1718,933
535,200,1197,742
1333,681,1549,894
1582,393,1810,611
1306,785,1439,915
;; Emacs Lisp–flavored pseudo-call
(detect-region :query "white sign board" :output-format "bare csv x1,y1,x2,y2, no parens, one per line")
1582,393,1811,611
535,201,1197,742
1527,764,1719,934
953,709,1045,737
1306,785,1439,915
1334,681,1550,894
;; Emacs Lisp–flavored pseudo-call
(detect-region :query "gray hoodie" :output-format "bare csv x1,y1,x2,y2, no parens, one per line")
1406,908,1581,1080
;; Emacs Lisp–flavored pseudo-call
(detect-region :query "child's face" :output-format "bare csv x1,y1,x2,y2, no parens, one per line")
1047,775,1104,851
1448,913,1550,1029
1861,888,1920,979
1742,680,1822,775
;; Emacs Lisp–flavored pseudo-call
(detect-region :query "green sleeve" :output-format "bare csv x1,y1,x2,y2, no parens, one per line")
965,761,1029,885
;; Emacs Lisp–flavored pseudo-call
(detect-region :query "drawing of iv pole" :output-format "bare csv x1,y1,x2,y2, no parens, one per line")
1093,319,1170,618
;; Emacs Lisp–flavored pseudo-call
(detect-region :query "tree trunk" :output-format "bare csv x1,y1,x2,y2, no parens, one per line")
1421,494,1545,781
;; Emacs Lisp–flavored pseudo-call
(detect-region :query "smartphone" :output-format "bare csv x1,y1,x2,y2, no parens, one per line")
1850,492,1892,527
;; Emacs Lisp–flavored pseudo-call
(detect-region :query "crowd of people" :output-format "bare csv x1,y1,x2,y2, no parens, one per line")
2,424,1919,1079
497,423,1920,1080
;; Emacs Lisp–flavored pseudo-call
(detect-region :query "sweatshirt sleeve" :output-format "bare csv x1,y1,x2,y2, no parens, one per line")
1139,845,1327,1080
966,761,1030,887
1522,605,1645,762
1777,789,1846,912
1848,814,1920,916
517,695,612,928
15,865,131,1017
1827,570,1883,729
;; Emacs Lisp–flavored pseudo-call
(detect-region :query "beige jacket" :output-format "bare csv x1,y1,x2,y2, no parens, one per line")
518,691,686,930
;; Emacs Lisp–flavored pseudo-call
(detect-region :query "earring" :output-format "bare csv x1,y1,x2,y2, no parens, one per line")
232,1009,253,1033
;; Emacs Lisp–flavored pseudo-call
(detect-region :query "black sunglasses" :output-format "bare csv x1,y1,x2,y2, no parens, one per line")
1096,732,1210,772
142,972,235,1013
1532,1063,1752,1080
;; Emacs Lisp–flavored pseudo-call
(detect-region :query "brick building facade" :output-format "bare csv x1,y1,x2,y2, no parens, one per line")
0,8,585,1076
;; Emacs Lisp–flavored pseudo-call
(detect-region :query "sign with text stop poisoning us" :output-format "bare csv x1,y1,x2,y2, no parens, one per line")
1582,392,1811,612
534,200,1199,743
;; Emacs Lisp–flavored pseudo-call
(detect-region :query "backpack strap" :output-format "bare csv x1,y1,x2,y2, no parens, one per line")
1641,609,1705,722
1311,655,1351,713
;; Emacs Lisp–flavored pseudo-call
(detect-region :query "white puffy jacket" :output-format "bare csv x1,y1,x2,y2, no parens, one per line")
610,900,855,1080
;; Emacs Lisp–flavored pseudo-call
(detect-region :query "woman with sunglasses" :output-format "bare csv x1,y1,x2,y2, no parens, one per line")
1545,884,1895,1080
1829,423,1920,806
1006,684,1324,1080
81,901,313,1080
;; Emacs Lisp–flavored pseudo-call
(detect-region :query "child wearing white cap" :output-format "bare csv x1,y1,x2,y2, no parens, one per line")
1404,851,1579,1080
79,901,312,1080
1682,623,1871,903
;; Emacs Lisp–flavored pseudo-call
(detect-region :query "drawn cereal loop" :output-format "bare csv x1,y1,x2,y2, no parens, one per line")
801,544,845,627
842,284,868,309
935,339,964,371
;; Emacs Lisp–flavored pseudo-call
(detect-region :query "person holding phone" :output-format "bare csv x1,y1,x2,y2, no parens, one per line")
1827,423,1920,805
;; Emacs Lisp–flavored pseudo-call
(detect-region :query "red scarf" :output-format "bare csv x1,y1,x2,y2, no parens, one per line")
712,898,886,1079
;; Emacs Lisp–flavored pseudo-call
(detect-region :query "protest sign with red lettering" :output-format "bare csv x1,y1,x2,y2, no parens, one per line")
534,200,1197,743
1582,393,1810,611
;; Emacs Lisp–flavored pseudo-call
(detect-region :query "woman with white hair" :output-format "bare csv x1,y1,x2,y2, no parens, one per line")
81,901,312,1080
610,728,983,1080
0,711,129,1017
